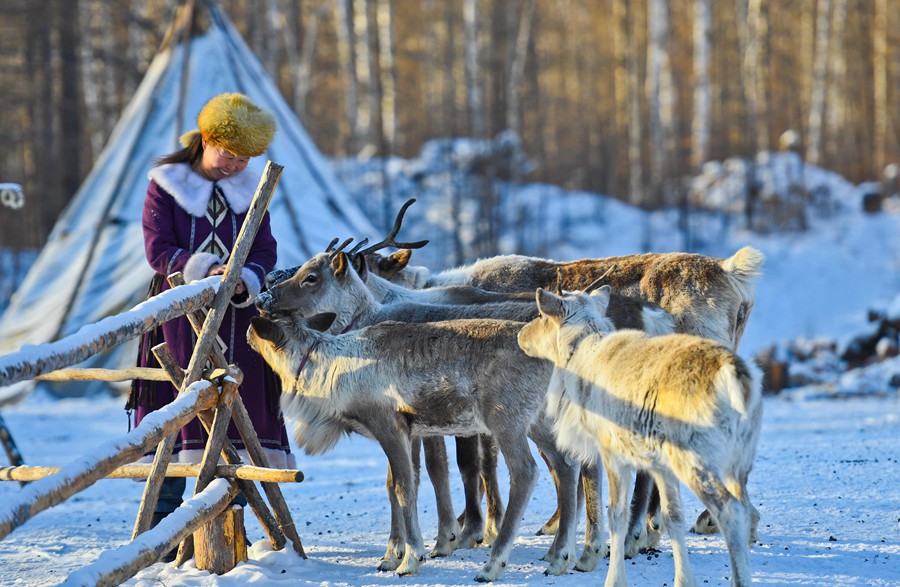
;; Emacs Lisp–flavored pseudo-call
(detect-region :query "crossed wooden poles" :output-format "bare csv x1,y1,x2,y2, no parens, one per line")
0,162,305,585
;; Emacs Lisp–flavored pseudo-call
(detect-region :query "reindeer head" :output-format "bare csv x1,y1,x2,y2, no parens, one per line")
247,312,336,383
518,284,615,367
256,248,374,326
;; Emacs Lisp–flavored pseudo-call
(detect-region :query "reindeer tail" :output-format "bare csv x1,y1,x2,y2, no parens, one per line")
715,354,763,417
721,246,765,303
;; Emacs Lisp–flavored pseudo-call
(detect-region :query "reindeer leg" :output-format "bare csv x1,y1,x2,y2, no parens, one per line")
479,433,504,546
475,434,539,583
653,470,698,587
536,449,562,536
534,441,579,576
625,470,661,557
378,462,405,571
603,453,633,587
576,461,607,572
374,427,425,577
422,436,460,557
455,435,486,548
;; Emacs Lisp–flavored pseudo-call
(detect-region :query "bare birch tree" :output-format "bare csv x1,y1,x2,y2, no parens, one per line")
873,0,889,172
691,0,712,169
646,0,676,206
352,0,376,153
806,0,831,166
614,0,643,207
506,0,536,140
333,0,357,157
463,0,485,137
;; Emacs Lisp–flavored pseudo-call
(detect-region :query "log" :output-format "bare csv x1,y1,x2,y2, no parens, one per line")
35,367,169,382
0,463,303,483
0,278,218,388
64,478,239,587
0,381,219,541
194,504,248,574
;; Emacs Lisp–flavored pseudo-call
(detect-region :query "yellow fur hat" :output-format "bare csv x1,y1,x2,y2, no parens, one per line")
179,93,276,157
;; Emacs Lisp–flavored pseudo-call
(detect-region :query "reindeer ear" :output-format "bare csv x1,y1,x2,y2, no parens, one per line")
331,251,350,278
250,316,284,343
307,312,337,332
351,252,369,281
535,288,565,318
589,284,612,313
389,249,412,270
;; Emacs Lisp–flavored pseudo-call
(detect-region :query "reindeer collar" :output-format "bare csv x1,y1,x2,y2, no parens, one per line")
295,341,320,379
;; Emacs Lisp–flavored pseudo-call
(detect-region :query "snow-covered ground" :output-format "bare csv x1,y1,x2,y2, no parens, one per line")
0,388,898,587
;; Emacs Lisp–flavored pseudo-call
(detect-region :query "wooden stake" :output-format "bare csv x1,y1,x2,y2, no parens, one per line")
194,504,248,574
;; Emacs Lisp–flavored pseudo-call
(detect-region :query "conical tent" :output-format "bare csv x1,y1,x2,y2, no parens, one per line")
0,1,374,402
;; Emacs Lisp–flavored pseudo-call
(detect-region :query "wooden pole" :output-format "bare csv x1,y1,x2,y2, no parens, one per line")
35,367,169,382
0,464,303,483
0,381,219,541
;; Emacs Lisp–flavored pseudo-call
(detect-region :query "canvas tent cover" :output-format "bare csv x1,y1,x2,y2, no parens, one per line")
0,3,374,401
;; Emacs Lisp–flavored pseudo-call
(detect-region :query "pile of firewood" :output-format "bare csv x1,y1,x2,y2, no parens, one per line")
754,306,900,395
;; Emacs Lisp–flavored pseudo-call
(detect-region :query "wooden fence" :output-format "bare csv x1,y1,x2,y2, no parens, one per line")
0,162,306,585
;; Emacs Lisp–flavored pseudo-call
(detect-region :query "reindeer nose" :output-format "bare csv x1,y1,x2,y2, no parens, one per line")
255,290,273,312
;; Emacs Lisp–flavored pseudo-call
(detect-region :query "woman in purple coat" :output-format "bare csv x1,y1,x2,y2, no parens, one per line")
130,93,293,532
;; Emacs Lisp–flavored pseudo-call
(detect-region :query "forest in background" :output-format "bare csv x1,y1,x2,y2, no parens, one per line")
1,0,899,251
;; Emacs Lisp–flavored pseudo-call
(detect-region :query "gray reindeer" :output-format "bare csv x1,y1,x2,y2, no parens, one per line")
518,285,762,587
248,312,601,581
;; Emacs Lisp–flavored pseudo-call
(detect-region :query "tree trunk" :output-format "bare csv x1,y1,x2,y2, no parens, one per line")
614,0,643,207
691,0,712,169
353,0,375,152
873,0,889,172
806,0,831,165
646,0,675,207
464,0,485,137
333,0,357,157
506,0,536,138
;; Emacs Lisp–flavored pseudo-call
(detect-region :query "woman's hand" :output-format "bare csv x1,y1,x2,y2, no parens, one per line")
208,264,246,295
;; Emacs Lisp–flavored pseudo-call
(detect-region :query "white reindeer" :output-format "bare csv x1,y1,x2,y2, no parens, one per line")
517,285,762,587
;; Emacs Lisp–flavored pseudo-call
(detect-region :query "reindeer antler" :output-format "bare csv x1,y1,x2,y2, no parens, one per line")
324,237,341,252
327,237,355,259
555,268,564,296
354,198,429,256
582,263,618,293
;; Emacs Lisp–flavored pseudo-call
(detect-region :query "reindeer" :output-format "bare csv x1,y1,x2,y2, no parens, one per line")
364,243,765,546
249,312,605,581
517,285,762,587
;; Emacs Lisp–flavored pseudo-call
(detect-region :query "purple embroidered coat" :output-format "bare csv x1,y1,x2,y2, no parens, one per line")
134,162,293,467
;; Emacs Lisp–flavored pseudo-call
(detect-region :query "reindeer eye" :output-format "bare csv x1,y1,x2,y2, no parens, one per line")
302,274,318,285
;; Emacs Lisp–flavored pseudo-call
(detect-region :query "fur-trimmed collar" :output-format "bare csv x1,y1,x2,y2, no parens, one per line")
148,162,261,217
